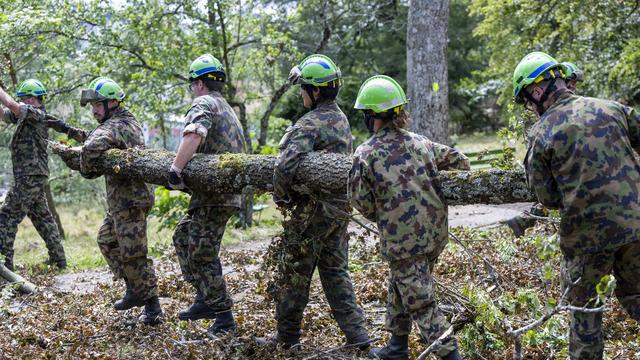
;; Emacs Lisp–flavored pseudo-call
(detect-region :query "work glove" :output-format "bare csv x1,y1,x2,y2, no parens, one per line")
273,192,294,209
167,164,187,190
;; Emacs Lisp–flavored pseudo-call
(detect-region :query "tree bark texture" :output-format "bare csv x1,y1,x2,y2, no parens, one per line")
50,144,535,205
44,182,65,239
407,0,449,144
0,263,37,294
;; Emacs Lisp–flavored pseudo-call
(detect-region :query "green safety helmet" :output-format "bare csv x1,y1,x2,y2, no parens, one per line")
512,51,564,102
16,79,47,98
354,75,408,113
561,61,584,82
80,77,126,106
188,54,225,81
288,54,342,88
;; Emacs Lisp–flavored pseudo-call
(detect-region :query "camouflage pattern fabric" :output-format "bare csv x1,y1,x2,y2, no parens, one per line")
273,101,352,206
2,104,49,177
525,90,640,257
561,241,640,359
77,105,157,299
79,106,154,213
98,207,157,299
349,124,469,355
349,125,470,262
0,104,65,268
172,206,236,310
525,89,640,359
0,175,65,268
272,101,368,342
182,91,246,210
386,255,457,357
273,200,367,342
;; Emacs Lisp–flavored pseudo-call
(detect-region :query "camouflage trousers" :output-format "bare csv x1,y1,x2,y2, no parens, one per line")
561,241,640,360
0,175,65,268
98,207,158,300
386,253,457,357
173,206,235,310
275,201,367,342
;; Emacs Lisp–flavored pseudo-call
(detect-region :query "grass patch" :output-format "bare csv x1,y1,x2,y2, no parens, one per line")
454,131,527,162
13,199,283,271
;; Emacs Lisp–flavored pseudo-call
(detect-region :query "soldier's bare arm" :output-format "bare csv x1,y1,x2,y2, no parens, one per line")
167,99,214,190
431,142,471,171
0,86,21,116
172,133,202,171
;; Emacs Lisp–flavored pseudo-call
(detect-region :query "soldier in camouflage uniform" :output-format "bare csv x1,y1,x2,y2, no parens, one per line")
349,75,466,360
513,51,640,359
505,61,585,238
0,79,66,270
166,54,246,335
62,77,161,325
256,54,370,349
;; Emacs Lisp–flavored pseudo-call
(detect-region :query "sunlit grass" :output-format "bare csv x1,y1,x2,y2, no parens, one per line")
454,131,527,164
13,198,283,271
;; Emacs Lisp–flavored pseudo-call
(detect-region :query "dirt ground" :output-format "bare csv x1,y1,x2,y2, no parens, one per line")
3,202,637,359
52,203,533,295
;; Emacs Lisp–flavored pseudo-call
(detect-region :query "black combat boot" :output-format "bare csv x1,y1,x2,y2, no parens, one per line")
140,296,164,326
441,348,462,360
114,281,146,310
346,332,372,351
207,309,237,335
255,332,301,349
368,334,409,360
178,290,217,320
45,258,67,269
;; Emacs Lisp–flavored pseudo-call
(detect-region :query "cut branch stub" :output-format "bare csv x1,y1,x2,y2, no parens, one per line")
50,144,536,205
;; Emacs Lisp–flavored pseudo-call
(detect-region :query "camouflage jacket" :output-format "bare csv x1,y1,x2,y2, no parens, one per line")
349,125,470,262
2,104,49,177
183,91,246,209
273,101,353,205
79,106,154,213
525,89,640,256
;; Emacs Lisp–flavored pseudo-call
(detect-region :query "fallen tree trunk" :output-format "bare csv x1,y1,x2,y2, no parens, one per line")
50,143,536,205
0,264,37,294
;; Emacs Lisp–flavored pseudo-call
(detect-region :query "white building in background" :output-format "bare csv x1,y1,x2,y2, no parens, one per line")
142,119,185,152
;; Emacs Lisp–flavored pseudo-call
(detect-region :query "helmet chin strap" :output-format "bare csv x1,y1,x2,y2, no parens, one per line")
522,77,557,115
363,112,376,134
303,85,317,110
100,100,119,123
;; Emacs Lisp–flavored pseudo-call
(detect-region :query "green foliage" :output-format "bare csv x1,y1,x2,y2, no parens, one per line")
489,143,517,170
530,233,561,282
469,0,640,106
595,275,617,305
149,187,189,231
461,286,507,353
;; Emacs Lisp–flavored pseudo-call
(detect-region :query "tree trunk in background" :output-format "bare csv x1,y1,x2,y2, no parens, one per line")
44,182,65,239
50,144,536,205
407,0,450,144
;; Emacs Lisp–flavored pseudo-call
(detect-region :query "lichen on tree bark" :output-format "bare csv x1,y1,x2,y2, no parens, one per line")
50,144,535,205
